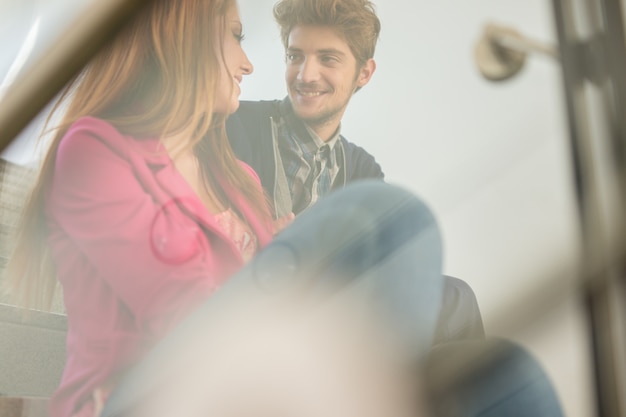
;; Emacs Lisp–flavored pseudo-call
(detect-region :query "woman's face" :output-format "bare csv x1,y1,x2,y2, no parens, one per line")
214,5,253,115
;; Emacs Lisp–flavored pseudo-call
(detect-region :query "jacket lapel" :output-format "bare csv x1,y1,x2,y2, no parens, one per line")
135,138,273,259
134,138,245,262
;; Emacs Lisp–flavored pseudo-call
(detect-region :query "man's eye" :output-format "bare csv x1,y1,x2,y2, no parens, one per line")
233,32,245,43
287,53,301,62
321,56,338,64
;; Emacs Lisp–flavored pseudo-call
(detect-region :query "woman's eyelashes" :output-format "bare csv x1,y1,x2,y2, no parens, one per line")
233,31,245,43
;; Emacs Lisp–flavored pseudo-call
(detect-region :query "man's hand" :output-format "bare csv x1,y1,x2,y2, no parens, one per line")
274,212,295,235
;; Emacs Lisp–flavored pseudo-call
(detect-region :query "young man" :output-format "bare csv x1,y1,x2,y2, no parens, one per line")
226,0,484,344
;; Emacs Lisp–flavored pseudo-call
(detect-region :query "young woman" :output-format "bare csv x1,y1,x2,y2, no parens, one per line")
8,1,276,415
8,1,447,416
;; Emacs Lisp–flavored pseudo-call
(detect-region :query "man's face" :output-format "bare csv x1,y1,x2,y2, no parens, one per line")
285,25,375,130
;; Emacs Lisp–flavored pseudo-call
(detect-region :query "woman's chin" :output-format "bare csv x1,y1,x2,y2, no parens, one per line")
230,96,242,113
214,100,240,116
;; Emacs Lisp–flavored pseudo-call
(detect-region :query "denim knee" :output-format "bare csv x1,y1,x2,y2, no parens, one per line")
254,180,443,291
424,339,564,417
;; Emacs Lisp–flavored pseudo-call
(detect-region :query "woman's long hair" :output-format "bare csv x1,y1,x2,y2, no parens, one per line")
7,0,271,310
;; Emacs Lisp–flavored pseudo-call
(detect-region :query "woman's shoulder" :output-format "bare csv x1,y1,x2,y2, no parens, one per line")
62,116,125,143
58,117,162,163
58,117,129,158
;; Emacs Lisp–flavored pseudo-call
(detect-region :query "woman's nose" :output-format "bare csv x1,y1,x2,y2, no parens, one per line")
242,51,254,75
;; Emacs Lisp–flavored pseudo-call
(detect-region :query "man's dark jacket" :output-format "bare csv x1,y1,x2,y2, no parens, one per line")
226,100,384,210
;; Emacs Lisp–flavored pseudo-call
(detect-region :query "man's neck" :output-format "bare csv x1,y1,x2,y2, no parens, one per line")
306,121,341,143
281,97,342,142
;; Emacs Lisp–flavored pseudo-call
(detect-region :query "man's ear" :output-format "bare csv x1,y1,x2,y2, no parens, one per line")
356,58,377,89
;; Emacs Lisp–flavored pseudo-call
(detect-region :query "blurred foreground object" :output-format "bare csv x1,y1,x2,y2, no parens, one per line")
474,23,558,81
477,2,626,415
0,0,154,158
106,286,425,417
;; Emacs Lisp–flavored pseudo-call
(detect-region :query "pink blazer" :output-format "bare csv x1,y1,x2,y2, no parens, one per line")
45,117,273,417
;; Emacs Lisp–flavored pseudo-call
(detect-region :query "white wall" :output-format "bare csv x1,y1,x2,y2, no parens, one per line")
238,1,595,416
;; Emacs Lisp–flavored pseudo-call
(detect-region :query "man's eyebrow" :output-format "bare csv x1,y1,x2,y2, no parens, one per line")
286,47,347,56
317,48,346,56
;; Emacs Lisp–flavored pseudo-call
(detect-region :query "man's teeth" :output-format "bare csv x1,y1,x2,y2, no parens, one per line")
299,91,322,97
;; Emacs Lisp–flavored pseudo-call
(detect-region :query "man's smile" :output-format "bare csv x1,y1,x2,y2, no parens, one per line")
294,84,330,98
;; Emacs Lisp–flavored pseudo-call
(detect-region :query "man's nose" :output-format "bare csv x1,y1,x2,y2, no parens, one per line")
297,58,320,83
